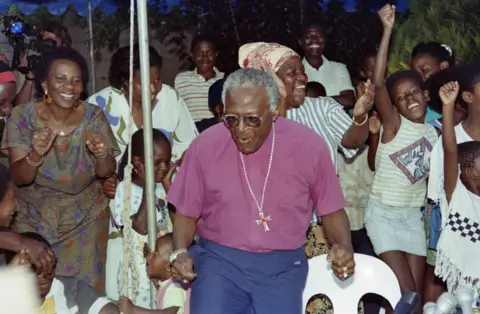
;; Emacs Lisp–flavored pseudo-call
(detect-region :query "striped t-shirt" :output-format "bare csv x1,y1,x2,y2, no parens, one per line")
174,68,224,122
287,96,357,170
370,116,439,208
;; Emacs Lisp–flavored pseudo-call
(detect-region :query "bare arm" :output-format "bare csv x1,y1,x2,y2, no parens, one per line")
131,190,148,235
0,230,25,253
173,212,197,251
131,306,180,314
368,133,379,171
373,30,399,136
341,121,369,149
374,6,400,140
94,153,116,179
332,90,355,109
98,303,121,314
322,210,353,251
440,83,460,202
9,148,41,186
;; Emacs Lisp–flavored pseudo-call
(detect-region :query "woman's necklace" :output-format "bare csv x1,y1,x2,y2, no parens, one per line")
46,105,68,136
239,123,275,232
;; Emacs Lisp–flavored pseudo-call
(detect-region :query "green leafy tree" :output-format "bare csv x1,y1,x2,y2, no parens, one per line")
388,0,480,74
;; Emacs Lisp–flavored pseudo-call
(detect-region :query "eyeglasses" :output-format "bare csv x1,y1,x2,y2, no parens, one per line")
222,114,264,128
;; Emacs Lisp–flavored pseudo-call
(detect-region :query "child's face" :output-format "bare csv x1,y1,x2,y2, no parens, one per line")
411,53,443,82
391,78,428,122
146,240,172,282
360,55,376,81
152,141,172,183
0,182,17,228
36,271,55,300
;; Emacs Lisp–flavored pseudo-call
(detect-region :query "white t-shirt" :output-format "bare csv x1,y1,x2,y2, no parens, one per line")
302,56,354,97
46,277,110,314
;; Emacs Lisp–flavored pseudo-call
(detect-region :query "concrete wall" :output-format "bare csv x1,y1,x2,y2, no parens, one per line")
0,10,190,94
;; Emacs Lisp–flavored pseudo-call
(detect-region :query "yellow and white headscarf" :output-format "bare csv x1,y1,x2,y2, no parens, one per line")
238,42,298,102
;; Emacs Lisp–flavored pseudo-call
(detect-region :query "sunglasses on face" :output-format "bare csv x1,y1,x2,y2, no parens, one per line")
222,114,264,128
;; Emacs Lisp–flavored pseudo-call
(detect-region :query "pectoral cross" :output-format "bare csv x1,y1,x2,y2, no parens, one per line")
256,212,272,232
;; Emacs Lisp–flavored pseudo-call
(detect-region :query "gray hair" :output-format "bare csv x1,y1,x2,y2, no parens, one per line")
221,68,280,111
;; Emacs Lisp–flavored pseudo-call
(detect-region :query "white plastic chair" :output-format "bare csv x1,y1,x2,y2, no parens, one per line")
302,253,401,313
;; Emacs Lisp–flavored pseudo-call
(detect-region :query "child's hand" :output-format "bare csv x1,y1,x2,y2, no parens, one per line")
378,4,396,29
355,82,366,99
9,249,31,266
439,81,459,107
134,162,147,187
143,242,151,259
369,111,382,135
102,173,118,199
161,162,176,193
119,296,134,314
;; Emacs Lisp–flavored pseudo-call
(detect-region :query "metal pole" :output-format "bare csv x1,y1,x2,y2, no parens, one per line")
136,0,157,308
87,1,96,92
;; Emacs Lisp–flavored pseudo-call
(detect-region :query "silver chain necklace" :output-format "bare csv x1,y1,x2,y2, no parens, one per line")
239,123,275,231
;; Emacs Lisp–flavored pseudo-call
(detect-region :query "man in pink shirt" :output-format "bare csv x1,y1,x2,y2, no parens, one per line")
167,68,355,314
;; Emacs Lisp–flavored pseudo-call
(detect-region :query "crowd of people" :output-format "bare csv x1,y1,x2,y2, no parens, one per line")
0,4,479,314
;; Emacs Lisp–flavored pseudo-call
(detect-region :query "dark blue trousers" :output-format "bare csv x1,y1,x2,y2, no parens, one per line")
189,238,308,314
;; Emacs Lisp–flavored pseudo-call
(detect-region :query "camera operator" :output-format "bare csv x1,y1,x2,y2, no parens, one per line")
15,21,72,106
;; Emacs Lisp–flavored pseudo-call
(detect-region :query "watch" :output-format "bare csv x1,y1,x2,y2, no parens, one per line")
169,248,188,264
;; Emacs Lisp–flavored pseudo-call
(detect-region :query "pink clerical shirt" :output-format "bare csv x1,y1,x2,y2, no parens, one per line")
167,117,346,252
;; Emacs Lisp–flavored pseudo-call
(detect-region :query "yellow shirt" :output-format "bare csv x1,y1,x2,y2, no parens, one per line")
38,296,56,314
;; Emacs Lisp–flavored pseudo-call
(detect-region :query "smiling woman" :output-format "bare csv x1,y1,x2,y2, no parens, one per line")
0,47,120,293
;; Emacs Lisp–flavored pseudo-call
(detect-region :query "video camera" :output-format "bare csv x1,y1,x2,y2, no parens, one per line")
1,15,58,74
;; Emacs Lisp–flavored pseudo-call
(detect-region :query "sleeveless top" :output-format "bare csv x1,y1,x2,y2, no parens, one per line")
370,116,438,208
156,279,190,314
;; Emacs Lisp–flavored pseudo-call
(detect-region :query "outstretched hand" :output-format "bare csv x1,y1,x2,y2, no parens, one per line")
439,81,459,107
378,4,396,29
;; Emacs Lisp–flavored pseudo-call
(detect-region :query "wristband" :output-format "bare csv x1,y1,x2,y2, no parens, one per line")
169,249,188,264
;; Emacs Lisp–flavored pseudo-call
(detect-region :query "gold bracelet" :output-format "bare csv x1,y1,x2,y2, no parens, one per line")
353,114,368,126
26,154,44,167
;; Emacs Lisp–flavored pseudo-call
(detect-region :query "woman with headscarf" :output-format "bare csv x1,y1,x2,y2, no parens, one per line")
239,42,374,169
239,42,375,314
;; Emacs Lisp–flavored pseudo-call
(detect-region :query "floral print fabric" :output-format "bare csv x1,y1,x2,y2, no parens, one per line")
3,101,120,292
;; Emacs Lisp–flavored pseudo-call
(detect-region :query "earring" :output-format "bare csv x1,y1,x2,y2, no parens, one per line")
44,93,53,106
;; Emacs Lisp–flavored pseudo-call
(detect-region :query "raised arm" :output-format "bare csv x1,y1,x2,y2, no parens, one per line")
367,111,381,171
373,5,400,139
439,81,460,202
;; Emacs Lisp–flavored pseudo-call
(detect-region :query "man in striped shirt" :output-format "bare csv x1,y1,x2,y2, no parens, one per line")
174,34,224,124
